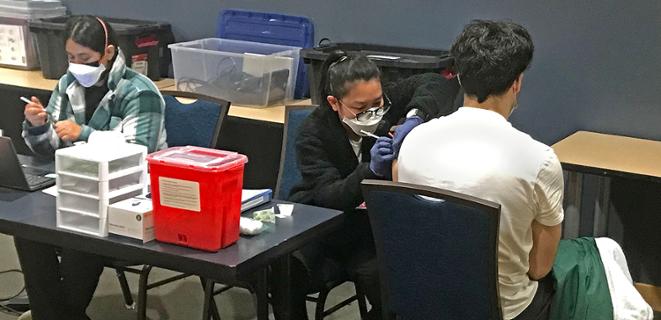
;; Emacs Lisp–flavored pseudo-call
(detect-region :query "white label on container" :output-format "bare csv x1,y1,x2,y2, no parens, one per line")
158,177,201,212
242,53,265,77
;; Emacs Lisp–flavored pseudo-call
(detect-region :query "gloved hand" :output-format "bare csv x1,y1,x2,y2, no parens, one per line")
369,136,395,178
392,116,423,157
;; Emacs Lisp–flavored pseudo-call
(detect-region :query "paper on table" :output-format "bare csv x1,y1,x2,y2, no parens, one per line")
42,185,57,197
276,204,294,218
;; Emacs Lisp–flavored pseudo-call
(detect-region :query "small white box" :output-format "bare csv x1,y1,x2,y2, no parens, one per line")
108,197,154,243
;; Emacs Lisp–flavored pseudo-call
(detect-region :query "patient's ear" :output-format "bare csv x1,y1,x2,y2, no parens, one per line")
512,73,524,94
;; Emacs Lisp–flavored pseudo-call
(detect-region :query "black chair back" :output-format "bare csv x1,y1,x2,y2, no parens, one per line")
362,180,502,320
275,105,314,200
161,90,230,148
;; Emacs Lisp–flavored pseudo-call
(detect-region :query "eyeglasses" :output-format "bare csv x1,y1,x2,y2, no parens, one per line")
340,94,392,121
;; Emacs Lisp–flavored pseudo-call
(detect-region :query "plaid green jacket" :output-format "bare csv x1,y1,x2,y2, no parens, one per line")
22,49,167,156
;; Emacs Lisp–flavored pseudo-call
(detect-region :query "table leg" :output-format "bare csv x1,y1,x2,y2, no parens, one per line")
254,267,270,320
564,171,583,239
270,254,293,320
201,277,213,320
593,176,611,237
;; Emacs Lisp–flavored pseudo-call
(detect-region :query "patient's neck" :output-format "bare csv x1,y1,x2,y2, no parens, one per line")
463,94,513,120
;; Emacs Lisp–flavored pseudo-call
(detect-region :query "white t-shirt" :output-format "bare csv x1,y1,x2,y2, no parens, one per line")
349,137,363,162
397,107,564,319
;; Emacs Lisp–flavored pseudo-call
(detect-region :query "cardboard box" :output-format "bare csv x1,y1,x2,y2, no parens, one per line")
108,197,154,243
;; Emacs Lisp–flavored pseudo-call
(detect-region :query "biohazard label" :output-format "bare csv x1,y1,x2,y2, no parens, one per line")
158,177,200,212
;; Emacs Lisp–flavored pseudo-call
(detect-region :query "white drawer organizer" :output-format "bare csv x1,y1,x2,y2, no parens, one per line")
55,142,148,237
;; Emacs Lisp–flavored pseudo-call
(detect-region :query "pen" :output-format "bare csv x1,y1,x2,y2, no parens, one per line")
19,96,32,104
360,130,380,139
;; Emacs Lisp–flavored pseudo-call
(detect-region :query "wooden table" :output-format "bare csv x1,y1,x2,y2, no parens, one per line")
1,67,315,124
553,131,661,238
553,131,661,311
0,67,316,189
0,67,174,90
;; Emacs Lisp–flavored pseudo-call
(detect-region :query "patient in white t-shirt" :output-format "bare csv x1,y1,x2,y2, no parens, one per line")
395,20,563,320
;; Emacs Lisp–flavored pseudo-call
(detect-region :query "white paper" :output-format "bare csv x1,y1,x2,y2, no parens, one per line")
276,203,294,218
42,185,57,197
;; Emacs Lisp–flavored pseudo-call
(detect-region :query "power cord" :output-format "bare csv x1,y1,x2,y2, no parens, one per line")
0,269,25,302
0,269,26,317
0,303,22,317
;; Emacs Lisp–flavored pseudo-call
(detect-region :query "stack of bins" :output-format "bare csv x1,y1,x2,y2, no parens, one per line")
216,9,314,99
0,0,66,69
55,143,148,237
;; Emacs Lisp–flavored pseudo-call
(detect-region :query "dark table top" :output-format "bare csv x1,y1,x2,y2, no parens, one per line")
0,187,343,283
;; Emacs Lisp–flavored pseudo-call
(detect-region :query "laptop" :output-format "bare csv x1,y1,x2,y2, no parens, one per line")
0,136,55,191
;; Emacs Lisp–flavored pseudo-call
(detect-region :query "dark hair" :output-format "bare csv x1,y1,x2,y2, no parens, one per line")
450,20,534,103
64,15,118,55
318,50,381,104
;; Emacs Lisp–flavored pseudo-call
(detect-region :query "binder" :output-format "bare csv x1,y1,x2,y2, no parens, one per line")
241,189,272,212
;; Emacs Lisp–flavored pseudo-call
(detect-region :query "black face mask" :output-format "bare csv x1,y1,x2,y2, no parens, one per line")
84,60,101,67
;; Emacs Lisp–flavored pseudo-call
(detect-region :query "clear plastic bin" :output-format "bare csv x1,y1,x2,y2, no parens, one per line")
58,191,102,216
109,154,143,174
57,210,101,236
57,188,143,237
169,38,300,107
58,170,144,196
57,157,99,178
56,143,147,180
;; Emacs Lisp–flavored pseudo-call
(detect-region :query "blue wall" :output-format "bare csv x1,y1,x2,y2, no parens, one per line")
61,0,661,145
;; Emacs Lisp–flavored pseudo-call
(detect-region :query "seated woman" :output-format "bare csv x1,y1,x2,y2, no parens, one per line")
16,15,166,320
272,50,460,319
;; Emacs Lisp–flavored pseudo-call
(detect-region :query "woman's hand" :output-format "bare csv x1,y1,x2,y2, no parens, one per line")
55,120,82,142
23,96,48,126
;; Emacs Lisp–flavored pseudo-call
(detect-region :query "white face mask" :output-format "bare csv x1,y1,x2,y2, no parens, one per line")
342,114,383,137
508,94,519,118
68,62,106,87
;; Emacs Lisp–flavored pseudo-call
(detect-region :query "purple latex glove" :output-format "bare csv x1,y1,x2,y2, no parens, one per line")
392,116,423,156
369,136,394,178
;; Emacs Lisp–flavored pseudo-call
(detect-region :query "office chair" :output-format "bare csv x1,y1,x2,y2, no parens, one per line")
362,180,503,320
274,105,313,200
271,105,368,319
113,90,230,320
160,90,230,148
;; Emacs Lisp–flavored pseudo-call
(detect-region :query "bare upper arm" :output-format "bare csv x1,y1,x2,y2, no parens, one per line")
392,159,399,182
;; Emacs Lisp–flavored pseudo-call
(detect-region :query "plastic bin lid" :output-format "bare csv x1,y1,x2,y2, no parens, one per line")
0,4,65,20
29,16,170,34
217,9,313,48
147,146,248,172
301,42,452,69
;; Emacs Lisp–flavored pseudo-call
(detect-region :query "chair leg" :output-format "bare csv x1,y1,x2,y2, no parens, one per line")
354,283,368,320
115,268,136,310
315,288,330,320
199,277,222,320
137,265,153,320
